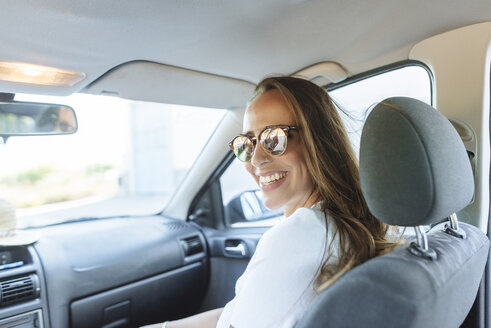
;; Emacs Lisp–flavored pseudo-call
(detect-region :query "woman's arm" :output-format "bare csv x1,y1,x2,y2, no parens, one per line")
140,308,223,328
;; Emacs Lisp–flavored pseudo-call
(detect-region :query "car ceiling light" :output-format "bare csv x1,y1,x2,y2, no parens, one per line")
0,61,86,87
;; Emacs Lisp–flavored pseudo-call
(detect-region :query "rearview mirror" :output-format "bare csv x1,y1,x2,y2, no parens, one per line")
0,101,77,139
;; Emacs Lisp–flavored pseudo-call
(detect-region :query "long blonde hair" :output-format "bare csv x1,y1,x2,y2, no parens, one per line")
252,76,399,291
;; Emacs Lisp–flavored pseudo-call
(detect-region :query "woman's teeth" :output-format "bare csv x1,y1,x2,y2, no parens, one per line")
259,172,286,185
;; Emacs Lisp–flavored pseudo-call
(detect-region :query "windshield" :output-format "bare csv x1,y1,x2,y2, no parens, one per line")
1,93,225,228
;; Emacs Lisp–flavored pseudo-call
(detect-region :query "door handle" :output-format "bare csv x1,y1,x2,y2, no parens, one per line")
224,241,246,257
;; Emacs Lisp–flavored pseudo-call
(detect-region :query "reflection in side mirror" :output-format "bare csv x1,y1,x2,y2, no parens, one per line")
0,101,77,140
240,191,264,220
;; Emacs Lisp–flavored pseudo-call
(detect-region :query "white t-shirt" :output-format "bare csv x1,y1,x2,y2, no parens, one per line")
216,203,340,328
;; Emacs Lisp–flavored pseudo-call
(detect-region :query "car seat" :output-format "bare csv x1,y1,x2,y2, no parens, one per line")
296,97,490,328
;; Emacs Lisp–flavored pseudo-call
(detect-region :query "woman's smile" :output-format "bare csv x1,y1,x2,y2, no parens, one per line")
257,171,288,190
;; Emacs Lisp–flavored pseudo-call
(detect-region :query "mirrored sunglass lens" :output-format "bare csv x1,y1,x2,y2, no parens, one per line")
260,128,287,155
233,136,254,162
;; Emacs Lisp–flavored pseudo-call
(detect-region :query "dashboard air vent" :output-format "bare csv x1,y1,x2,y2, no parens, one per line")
181,236,204,257
0,274,40,307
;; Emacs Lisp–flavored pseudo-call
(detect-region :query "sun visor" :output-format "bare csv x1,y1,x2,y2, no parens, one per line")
84,61,255,109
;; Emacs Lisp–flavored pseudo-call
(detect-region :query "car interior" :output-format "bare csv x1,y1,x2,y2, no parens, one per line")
0,1,490,328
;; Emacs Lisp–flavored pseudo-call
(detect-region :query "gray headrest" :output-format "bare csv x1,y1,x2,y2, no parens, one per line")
359,97,474,226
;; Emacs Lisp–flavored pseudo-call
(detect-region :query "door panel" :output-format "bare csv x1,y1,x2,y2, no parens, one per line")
198,227,268,311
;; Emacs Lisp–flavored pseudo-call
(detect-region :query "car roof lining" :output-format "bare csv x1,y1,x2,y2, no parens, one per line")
0,1,490,107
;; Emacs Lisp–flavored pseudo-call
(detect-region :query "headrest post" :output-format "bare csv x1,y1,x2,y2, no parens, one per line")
408,226,437,260
448,213,459,230
414,226,428,251
444,213,466,239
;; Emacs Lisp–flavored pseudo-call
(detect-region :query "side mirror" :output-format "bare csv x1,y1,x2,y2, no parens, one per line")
0,100,77,142
224,190,283,225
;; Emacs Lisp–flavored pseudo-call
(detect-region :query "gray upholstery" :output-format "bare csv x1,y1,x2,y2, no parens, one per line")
359,97,474,226
296,223,489,328
296,97,489,328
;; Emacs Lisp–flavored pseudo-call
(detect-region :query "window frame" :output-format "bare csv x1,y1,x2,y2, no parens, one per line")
326,60,434,106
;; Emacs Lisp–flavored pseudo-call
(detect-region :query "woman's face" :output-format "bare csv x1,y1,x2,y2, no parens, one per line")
243,89,317,217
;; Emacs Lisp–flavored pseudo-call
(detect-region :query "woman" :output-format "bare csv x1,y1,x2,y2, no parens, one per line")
145,76,398,328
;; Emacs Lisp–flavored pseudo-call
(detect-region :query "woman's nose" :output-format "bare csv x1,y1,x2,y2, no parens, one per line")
250,143,271,168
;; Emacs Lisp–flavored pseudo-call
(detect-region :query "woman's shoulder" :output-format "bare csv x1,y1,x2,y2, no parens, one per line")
276,204,329,232
260,205,328,250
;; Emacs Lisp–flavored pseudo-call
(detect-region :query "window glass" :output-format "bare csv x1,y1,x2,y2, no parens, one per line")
1,93,225,228
220,64,432,227
330,65,432,153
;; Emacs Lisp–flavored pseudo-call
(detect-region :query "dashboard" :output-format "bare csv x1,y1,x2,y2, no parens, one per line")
0,216,208,328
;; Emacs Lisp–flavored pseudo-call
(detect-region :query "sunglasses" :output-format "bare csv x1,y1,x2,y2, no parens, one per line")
228,125,298,162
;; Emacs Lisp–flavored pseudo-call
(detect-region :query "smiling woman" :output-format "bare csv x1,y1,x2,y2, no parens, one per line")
224,77,400,325
0,93,225,228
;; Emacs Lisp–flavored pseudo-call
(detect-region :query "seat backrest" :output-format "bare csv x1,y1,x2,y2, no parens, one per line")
296,97,489,328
